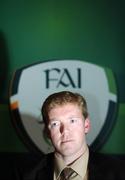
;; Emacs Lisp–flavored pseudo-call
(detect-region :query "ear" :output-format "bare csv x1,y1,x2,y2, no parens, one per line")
84,117,90,134
44,126,51,139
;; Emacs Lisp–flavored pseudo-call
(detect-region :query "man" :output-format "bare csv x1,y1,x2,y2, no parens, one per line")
16,91,125,180
42,90,90,180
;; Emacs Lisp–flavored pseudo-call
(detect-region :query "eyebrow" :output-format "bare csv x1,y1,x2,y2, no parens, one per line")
49,118,59,122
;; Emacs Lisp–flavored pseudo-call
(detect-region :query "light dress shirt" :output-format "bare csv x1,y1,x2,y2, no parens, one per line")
53,147,89,180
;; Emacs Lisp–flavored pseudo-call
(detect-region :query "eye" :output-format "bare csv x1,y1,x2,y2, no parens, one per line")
70,118,77,123
48,121,60,129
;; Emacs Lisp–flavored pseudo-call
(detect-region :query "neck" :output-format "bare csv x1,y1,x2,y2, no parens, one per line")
55,144,88,165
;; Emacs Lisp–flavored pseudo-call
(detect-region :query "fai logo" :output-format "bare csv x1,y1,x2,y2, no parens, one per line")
9,60,118,154
44,68,81,88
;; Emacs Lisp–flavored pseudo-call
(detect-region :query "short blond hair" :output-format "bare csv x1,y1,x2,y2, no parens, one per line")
41,91,88,126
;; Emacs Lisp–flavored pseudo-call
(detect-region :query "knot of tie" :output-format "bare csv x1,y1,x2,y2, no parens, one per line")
60,167,75,180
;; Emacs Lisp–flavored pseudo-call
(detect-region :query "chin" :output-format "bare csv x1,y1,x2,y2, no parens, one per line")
60,147,77,156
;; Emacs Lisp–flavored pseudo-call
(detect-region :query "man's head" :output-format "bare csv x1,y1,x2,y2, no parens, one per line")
41,91,90,161
42,91,89,127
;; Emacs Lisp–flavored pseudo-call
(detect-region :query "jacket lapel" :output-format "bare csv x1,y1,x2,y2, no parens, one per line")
88,151,102,180
24,153,54,180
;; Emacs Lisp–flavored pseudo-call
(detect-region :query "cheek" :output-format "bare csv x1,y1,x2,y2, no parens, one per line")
75,124,85,136
50,130,60,140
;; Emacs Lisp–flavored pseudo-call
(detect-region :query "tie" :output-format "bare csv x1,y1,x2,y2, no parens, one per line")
60,167,75,180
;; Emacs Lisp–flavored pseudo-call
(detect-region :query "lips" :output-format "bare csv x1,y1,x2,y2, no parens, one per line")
61,139,73,144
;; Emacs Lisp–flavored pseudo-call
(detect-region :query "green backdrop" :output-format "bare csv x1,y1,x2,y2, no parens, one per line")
0,0,125,154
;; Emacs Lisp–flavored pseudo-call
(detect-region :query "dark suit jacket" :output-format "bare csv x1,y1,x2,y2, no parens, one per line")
14,151,125,180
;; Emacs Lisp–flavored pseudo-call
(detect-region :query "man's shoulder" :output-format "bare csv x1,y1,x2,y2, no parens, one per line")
89,150,125,180
14,152,54,180
89,150,125,165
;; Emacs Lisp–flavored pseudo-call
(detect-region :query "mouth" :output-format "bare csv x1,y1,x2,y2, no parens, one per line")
61,139,73,144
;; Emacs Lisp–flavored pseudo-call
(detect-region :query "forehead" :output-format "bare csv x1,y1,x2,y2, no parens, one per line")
48,103,82,116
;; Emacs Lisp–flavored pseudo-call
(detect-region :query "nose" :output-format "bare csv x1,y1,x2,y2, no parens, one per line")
60,123,68,134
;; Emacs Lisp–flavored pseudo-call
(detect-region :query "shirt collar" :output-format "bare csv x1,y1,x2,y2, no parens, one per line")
54,146,89,179
71,146,89,178
54,153,66,179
